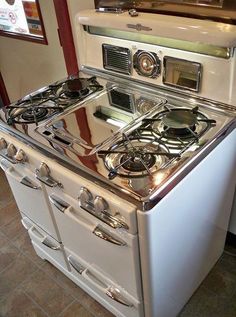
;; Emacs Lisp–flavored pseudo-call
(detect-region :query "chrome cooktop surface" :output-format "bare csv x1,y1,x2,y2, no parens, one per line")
0,72,235,205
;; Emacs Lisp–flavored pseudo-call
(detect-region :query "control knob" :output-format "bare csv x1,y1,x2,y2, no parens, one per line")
0,138,7,150
79,187,93,206
94,196,109,215
7,143,17,158
14,149,26,163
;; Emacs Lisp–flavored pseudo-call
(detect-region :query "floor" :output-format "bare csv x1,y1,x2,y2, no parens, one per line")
0,168,236,317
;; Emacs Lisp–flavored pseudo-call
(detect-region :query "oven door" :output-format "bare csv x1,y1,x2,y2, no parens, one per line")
0,158,59,240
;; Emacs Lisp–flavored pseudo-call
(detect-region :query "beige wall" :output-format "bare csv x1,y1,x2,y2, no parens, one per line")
67,0,95,67
0,0,95,103
0,0,67,102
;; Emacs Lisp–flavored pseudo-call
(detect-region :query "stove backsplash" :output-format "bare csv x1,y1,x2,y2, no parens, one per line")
76,10,236,106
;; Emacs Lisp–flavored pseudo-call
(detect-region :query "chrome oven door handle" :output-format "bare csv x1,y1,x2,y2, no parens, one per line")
49,195,69,213
20,176,40,190
35,172,62,188
106,287,133,307
93,226,126,246
68,255,85,274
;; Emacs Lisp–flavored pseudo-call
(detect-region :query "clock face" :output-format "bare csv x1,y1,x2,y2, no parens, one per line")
133,50,161,78
5,0,15,5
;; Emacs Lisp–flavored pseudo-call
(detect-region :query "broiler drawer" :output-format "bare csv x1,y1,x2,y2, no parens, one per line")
64,247,143,317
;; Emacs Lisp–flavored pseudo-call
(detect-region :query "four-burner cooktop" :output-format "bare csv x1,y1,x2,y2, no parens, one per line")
0,73,235,204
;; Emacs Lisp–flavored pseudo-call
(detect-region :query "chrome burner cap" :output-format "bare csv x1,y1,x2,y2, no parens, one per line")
163,110,197,130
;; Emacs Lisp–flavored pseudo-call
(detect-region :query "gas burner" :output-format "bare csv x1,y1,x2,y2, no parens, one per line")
7,100,60,125
63,78,90,98
58,77,103,101
142,106,216,149
21,107,48,123
98,134,179,179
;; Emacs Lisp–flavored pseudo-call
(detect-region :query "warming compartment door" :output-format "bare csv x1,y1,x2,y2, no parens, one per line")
0,158,59,240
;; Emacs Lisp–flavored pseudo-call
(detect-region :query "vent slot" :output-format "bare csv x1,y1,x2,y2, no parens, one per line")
103,44,131,75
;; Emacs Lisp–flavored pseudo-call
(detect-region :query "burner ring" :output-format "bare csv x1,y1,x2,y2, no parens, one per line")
20,107,48,123
103,136,169,178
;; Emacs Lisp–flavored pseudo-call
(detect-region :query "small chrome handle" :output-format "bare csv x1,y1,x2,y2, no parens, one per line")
49,195,69,213
93,226,126,246
0,153,18,164
42,237,60,250
35,162,62,188
106,287,133,307
20,176,40,190
68,255,85,274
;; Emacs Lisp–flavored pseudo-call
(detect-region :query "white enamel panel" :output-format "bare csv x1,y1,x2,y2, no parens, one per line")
138,129,236,317
77,10,236,48
46,185,142,299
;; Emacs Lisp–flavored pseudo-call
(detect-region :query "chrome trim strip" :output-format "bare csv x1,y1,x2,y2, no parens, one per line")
127,23,152,32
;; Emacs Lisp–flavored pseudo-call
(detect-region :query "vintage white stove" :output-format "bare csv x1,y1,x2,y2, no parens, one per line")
0,4,236,317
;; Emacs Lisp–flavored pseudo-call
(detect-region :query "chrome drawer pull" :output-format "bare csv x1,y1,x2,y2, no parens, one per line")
0,153,18,164
42,237,60,250
20,176,40,190
35,162,62,188
106,287,133,307
93,226,126,246
68,255,85,274
49,195,69,213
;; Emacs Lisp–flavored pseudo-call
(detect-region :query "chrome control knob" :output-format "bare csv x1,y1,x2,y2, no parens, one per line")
7,143,17,158
14,149,26,163
94,196,109,214
0,138,7,150
79,187,93,206
129,9,139,17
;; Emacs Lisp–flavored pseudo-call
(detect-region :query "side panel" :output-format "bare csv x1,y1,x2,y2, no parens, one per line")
138,129,236,317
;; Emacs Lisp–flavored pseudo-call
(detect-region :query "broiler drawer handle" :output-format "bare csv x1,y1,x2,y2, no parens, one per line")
93,226,126,246
106,287,133,307
49,195,69,213
68,255,85,274
42,237,60,250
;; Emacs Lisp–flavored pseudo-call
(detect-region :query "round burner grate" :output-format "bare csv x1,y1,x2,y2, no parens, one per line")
21,107,48,123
